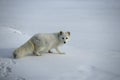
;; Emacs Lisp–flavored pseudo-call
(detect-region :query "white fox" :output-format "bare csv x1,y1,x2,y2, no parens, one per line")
13,31,71,59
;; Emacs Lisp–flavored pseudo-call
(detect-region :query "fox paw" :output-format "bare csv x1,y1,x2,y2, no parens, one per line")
59,52,66,54
33,52,42,56
35,53,42,56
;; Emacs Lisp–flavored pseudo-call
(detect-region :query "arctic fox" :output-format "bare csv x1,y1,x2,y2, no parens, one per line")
13,31,71,59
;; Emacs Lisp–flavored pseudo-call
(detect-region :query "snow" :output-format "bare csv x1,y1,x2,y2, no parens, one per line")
0,0,120,80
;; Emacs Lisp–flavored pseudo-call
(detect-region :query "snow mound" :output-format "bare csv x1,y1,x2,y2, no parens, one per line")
0,26,30,48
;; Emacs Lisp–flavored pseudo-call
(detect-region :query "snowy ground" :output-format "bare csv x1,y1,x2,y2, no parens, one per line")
0,0,120,80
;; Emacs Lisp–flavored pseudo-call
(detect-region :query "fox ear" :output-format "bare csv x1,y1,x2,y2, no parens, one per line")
67,31,70,36
59,31,63,35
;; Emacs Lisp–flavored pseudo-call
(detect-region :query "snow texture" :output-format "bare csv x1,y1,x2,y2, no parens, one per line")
0,58,26,80
0,0,120,80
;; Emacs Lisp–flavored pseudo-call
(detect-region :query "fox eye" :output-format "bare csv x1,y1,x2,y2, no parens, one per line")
66,37,68,39
62,37,64,39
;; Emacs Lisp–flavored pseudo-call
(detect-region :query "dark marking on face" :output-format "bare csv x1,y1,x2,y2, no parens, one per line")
67,32,70,36
60,31,63,35
64,41,66,44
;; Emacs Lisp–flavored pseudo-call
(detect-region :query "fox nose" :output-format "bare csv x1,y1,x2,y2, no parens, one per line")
64,41,66,44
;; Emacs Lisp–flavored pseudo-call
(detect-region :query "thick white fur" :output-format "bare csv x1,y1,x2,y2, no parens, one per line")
13,31,71,59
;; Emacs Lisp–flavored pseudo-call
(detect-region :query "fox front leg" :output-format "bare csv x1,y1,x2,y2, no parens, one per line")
48,50,53,53
55,47,65,54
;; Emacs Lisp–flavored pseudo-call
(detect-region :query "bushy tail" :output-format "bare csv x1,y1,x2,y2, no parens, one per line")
13,51,17,59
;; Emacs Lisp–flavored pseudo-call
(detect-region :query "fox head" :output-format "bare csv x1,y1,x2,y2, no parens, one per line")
58,31,71,44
